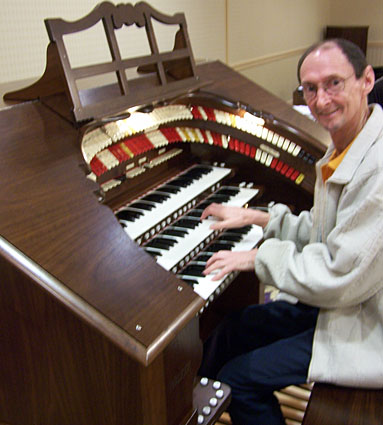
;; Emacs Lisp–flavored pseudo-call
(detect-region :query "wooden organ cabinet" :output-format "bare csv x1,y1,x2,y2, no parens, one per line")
0,3,330,425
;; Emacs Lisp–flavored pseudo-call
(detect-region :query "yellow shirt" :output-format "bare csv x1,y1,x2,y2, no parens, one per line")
321,142,354,182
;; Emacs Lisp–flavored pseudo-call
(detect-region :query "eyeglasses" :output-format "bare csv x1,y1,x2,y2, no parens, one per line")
300,74,355,102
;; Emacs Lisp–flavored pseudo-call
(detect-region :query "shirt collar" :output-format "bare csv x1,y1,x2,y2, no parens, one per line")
321,142,353,182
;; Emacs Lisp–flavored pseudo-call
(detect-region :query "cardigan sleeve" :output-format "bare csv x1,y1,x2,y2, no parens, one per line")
263,203,313,252
255,167,383,309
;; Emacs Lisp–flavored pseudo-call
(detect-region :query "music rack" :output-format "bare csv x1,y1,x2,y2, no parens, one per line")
4,1,207,123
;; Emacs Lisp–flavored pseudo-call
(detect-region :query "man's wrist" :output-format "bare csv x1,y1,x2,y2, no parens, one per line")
260,212,270,229
247,208,270,228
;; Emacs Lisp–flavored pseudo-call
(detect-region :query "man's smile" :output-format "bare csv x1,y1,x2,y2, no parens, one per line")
316,107,340,118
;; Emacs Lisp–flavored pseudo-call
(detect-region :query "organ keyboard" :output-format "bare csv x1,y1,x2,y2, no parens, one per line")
111,158,264,303
116,164,233,242
0,3,330,425
179,224,263,301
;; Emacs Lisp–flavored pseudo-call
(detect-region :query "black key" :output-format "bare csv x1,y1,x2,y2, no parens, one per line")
183,170,205,180
159,185,181,194
197,201,213,210
218,234,243,242
167,177,193,188
163,228,189,237
146,237,176,250
174,218,199,229
195,254,213,262
187,165,212,177
142,193,170,203
179,277,198,287
130,202,155,211
207,195,231,203
182,264,206,277
207,242,235,252
216,188,239,196
168,165,211,189
186,210,203,218
228,226,252,235
116,209,143,221
144,249,161,258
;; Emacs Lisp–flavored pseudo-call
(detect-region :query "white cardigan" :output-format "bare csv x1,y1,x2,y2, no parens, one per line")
255,104,383,388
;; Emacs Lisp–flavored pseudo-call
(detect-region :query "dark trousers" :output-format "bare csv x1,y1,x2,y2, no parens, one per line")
198,300,319,425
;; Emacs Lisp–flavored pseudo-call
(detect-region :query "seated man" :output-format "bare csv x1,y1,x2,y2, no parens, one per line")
199,38,383,425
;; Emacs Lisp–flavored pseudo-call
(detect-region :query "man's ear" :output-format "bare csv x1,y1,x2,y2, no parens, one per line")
363,65,375,95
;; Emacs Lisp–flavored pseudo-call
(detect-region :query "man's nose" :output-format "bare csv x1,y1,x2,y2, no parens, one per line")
315,87,331,107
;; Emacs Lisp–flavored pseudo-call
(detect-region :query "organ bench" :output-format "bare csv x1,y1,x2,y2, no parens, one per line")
302,383,383,425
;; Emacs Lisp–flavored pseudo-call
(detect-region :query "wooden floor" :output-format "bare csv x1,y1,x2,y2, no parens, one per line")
215,383,313,425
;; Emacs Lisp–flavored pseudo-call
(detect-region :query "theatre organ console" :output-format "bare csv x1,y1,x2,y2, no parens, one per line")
0,3,330,425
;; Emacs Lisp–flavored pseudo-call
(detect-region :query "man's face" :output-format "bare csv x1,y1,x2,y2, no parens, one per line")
300,45,372,139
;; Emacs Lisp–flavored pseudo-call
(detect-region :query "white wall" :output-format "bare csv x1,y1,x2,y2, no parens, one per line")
0,0,226,84
1,0,383,102
328,0,383,67
329,0,383,39
227,0,331,100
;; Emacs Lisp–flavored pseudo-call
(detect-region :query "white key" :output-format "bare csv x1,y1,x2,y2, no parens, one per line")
119,166,231,240
155,187,260,271
181,225,263,300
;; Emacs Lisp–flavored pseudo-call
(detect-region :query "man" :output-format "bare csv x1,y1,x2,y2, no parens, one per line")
199,39,383,425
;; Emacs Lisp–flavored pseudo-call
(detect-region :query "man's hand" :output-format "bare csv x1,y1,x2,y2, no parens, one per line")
203,248,258,281
200,203,270,231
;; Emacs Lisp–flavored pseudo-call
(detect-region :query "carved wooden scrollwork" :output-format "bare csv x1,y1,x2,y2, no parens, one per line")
5,2,205,124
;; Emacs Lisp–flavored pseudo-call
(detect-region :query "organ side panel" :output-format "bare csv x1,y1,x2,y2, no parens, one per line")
0,248,202,425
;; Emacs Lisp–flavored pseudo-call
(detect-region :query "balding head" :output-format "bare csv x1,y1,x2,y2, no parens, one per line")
298,39,368,84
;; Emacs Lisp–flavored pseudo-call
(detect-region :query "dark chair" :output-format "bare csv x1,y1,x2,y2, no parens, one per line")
368,76,383,107
302,382,383,425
